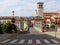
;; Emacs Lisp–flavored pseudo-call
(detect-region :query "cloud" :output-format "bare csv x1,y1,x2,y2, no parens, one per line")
44,0,60,11
0,0,37,16
0,0,60,16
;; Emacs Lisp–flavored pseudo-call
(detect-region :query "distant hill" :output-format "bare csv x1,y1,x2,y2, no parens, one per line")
28,16,34,20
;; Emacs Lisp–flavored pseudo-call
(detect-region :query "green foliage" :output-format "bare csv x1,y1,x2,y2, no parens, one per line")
0,20,18,33
5,23,18,33
1,21,11,32
50,24,55,28
0,21,3,34
11,24,18,33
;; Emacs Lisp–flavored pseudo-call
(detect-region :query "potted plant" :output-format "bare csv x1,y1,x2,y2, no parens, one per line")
50,24,55,29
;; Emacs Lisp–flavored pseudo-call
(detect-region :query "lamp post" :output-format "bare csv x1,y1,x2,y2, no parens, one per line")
12,11,14,17
11,11,15,23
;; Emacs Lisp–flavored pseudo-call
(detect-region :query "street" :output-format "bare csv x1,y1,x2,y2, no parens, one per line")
0,27,60,45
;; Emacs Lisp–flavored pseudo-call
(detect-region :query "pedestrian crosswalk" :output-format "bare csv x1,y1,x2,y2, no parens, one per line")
9,39,18,44
0,39,60,44
1,39,11,43
36,40,41,44
51,39,60,43
43,39,50,43
27,40,32,44
18,40,25,44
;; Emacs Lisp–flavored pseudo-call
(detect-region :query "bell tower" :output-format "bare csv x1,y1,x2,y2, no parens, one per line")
36,2,43,18
34,2,44,32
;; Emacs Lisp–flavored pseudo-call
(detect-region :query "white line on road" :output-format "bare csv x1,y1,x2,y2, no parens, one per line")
51,39,60,43
1,39,11,43
18,40,25,44
36,40,41,44
43,39,50,43
9,39,18,43
27,40,32,44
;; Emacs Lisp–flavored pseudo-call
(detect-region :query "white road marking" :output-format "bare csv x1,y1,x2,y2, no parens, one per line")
9,39,18,43
1,39,11,43
1,39,60,44
36,40,41,44
27,40,32,44
43,39,50,43
18,40,25,44
51,39,60,43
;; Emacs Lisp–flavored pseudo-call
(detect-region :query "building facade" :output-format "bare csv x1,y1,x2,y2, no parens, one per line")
0,2,60,32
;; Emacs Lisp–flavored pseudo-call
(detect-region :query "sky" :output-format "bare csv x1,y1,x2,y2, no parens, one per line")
0,0,60,16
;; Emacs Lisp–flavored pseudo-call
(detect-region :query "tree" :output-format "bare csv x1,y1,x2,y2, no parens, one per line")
0,21,3,34
5,21,12,33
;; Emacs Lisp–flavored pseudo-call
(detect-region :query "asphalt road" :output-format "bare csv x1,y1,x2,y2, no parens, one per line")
0,27,60,45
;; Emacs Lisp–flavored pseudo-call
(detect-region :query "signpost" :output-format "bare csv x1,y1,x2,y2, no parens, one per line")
55,25,57,38
20,21,24,31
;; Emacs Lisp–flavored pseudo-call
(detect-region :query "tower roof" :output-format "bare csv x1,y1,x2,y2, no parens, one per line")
37,2,44,4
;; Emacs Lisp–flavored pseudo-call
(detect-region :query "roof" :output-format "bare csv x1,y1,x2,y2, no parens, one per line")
37,2,44,4
32,16,43,20
43,12,58,14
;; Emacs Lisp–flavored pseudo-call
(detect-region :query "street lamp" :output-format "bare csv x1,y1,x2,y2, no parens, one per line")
11,11,15,23
12,11,14,17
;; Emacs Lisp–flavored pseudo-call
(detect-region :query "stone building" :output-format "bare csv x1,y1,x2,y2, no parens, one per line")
0,2,60,32
32,2,44,32
32,2,60,32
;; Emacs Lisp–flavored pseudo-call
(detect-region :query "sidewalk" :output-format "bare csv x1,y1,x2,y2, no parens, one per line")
34,26,42,32
0,33,16,42
44,31,60,39
34,27,60,39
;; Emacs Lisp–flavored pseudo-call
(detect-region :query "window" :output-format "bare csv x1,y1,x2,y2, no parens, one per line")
39,5,41,8
39,5,43,8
